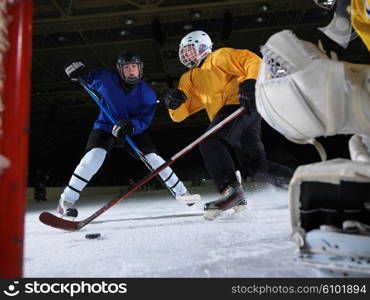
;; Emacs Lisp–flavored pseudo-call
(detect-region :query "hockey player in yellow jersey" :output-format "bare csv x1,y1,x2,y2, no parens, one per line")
168,39,261,122
164,30,294,220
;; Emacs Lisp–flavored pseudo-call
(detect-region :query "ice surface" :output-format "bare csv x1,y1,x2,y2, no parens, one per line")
24,185,327,277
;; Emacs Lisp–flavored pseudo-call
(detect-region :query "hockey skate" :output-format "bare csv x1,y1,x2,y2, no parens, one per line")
204,183,247,221
175,191,201,206
57,198,78,218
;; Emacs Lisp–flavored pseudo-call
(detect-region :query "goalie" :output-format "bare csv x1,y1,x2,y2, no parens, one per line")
254,1,370,274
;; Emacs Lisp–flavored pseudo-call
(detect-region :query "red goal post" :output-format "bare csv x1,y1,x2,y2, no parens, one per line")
0,0,33,277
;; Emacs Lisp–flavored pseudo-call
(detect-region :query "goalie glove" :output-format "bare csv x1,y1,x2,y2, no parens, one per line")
239,79,256,115
64,61,88,81
164,89,187,110
112,119,135,138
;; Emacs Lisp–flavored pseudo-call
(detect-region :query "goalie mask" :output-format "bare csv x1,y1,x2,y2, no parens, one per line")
116,51,143,84
179,30,213,69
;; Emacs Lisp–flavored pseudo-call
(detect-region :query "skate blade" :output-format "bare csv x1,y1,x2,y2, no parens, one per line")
204,209,221,221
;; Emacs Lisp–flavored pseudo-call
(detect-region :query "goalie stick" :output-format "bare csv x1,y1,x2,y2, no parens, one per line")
39,106,245,231
79,79,176,199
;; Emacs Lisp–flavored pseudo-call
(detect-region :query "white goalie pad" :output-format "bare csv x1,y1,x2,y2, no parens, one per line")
289,158,370,233
290,159,370,276
256,30,370,147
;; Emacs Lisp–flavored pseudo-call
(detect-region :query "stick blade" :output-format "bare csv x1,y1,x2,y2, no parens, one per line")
39,212,80,231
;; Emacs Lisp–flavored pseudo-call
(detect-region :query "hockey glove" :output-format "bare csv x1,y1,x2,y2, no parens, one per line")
164,89,187,110
64,61,88,81
112,119,135,138
239,79,257,115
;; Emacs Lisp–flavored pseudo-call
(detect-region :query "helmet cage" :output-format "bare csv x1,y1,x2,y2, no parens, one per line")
179,31,212,69
179,43,210,69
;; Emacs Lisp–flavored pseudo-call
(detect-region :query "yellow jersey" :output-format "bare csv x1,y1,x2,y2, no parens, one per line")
168,47,261,122
351,0,370,51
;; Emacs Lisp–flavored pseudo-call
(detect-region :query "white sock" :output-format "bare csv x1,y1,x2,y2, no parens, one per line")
61,148,107,203
144,152,187,195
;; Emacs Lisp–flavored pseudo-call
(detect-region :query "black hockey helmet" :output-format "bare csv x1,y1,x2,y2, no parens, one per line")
116,50,143,84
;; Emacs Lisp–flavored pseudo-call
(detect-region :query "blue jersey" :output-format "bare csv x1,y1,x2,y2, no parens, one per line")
83,69,157,136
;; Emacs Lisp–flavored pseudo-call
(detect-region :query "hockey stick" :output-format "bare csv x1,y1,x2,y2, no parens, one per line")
39,106,245,231
79,80,176,199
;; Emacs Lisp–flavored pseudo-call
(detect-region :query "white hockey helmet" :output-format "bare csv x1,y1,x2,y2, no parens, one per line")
179,30,213,69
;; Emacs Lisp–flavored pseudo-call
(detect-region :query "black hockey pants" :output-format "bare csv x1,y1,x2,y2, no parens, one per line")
199,105,294,192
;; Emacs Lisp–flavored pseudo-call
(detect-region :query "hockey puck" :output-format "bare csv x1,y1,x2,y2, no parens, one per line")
85,233,101,239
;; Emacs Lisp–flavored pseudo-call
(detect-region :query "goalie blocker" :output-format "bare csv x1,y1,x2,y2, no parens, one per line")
289,158,370,234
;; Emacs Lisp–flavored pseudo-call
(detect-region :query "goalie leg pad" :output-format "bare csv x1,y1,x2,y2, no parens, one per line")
289,158,370,233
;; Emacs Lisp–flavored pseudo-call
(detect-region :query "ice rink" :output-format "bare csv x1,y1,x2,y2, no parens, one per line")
24,184,327,278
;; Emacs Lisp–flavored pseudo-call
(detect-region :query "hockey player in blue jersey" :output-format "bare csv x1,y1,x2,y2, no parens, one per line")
58,51,200,218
